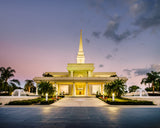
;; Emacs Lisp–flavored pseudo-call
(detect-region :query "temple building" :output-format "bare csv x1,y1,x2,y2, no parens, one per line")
33,30,127,96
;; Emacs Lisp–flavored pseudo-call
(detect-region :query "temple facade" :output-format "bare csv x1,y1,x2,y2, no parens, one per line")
33,30,127,96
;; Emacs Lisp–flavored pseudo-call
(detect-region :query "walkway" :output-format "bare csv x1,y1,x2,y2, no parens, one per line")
52,98,107,107
1,106,160,128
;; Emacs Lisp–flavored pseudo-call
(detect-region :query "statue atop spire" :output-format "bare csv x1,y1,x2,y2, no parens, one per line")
77,29,85,63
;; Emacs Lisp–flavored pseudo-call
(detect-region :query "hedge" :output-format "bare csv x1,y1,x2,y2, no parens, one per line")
98,97,154,105
7,98,42,105
6,97,62,105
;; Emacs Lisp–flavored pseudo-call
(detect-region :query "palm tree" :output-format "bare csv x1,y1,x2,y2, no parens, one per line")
24,80,34,92
104,78,126,98
38,81,56,96
0,67,20,94
143,71,160,94
155,76,160,91
129,85,140,93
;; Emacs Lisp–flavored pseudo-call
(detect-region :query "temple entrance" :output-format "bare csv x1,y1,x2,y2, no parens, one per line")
76,84,85,95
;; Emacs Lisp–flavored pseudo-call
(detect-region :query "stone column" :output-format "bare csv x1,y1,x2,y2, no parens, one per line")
103,84,105,98
55,82,58,95
36,83,38,95
71,71,73,77
89,85,92,95
86,82,88,96
73,82,76,96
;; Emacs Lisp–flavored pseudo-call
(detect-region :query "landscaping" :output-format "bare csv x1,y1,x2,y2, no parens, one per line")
6,97,62,105
98,97,154,105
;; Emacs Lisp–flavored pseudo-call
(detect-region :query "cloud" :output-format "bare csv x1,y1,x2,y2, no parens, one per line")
130,1,147,16
92,32,101,38
133,68,151,76
85,38,90,43
99,64,104,67
113,48,118,52
132,0,160,31
123,69,132,76
106,54,112,59
89,0,160,43
103,17,131,43
123,64,160,76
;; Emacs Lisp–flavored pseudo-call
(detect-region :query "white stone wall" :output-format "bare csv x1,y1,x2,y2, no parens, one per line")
125,96,160,106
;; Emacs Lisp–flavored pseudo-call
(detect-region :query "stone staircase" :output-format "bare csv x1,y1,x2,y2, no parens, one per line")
65,95,96,98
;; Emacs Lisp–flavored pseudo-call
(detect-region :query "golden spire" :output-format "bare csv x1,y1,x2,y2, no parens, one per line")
79,29,83,52
77,29,85,63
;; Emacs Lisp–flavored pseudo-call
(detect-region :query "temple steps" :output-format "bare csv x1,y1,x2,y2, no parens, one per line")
65,95,96,98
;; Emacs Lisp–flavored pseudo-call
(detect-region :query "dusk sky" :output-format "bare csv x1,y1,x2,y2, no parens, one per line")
0,0,160,89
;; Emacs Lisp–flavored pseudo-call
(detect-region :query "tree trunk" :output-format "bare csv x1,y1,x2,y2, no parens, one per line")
28,87,30,93
152,82,154,94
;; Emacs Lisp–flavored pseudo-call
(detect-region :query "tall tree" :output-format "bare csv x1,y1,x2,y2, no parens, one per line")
0,67,20,94
24,80,34,92
38,81,56,96
104,78,126,98
129,85,140,93
142,71,160,94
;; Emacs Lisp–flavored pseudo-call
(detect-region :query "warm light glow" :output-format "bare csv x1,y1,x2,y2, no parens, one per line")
106,107,120,121
112,93,115,101
46,93,48,101
42,107,52,115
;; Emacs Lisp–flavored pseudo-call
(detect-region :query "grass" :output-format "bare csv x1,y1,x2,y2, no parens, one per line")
98,97,154,105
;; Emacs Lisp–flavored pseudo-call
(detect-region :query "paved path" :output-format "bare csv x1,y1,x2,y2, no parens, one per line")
52,98,107,107
1,106,160,128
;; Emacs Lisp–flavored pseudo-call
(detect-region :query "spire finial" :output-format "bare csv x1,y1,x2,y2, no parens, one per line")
77,29,85,63
79,29,83,52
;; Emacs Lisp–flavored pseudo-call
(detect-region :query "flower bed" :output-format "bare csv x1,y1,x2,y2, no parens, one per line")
98,97,154,105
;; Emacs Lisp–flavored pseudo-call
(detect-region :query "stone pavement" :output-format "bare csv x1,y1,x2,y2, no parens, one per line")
52,98,107,107
1,98,160,128
1,106,160,128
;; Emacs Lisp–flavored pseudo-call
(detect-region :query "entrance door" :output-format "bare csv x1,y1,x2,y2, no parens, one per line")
76,84,84,95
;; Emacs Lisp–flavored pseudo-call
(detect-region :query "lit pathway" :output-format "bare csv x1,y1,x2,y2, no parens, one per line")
52,98,108,107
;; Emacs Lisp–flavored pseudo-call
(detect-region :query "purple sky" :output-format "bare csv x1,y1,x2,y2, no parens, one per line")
0,0,160,89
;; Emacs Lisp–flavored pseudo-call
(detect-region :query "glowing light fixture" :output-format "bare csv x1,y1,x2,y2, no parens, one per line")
112,93,115,101
46,93,48,101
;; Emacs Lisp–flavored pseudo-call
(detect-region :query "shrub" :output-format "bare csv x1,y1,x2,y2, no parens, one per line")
0,102,2,105
40,99,55,105
145,87,153,91
98,97,154,105
7,98,42,105
58,95,65,98
7,100,33,105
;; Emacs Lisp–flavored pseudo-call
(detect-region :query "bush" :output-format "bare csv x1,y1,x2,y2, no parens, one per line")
7,100,33,105
40,99,55,105
58,95,65,98
145,87,153,91
106,100,154,105
98,97,154,105
96,91,102,98
7,98,42,105
0,102,2,105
